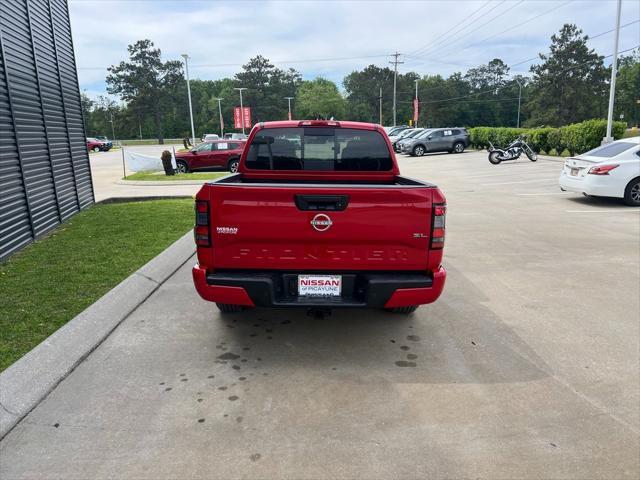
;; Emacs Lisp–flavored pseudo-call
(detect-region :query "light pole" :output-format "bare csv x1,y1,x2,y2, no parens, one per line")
234,87,247,135
285,97,294,120
181,54,196,146
515,77,523,128
379,87,383,125
604,0,622,144
214,98,224,137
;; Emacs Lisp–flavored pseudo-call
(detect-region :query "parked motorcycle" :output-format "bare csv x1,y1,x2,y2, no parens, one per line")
487,136,537,164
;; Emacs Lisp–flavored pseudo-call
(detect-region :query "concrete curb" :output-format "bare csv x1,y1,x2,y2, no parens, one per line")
0,231,195,440
116,179,210,186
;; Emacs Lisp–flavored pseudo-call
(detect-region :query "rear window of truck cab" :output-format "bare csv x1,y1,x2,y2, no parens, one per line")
245,127,393,171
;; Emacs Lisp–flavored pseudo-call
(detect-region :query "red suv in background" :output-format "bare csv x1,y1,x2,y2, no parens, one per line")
175,140,246,173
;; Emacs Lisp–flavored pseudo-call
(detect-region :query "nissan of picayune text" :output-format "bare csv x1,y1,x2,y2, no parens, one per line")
192,120,447,314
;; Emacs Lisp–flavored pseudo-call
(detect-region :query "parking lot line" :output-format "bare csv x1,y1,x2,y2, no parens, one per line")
481,179,559,186
565,209,640,213
516,192,568,196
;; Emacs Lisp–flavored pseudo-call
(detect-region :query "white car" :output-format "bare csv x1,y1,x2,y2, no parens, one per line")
559,137,640,206
202,134,220,142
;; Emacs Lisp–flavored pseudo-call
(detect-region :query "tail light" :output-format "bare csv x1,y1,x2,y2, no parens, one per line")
431,204,446,249
194,200,210,246
298,120,340,127
588,164,619,175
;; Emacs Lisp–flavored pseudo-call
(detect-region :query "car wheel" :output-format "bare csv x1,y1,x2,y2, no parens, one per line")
92,146,100,153
623,177,640,206
385,306,419,314
412,145,425,157
216,303,244,313
176,160,189,174
228,158,240,173
453,141,465,153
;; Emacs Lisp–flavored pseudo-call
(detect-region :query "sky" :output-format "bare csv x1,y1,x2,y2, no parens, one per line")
68,0,640,101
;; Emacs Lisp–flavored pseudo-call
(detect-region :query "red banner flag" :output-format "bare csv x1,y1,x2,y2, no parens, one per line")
413,98,419,124
233,107,242,129
242,107,251,128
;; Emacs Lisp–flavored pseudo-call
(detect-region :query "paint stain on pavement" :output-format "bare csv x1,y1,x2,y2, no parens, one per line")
228,395,239,401
400,345,410,351
395,361,417,367
250,453,261,462
407,335,421,342
218,352,240,360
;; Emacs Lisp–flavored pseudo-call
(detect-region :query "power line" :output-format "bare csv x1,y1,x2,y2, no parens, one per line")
414,44,639,106
411,0,526,61
407,0,494,58
78,53,391,71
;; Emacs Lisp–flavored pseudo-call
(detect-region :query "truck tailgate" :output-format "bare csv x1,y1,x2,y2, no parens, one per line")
206,184,436,271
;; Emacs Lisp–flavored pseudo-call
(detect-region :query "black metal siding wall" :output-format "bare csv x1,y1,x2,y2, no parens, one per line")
0,0,94,261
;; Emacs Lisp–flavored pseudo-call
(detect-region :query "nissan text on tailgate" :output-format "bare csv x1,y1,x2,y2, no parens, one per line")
192,120,446,314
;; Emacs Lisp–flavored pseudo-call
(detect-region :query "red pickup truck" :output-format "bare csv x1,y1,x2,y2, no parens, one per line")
192,120,446,314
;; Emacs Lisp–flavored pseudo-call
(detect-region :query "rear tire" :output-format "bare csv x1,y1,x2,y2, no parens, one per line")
176,160,189,174
216,303,244,313
623,177,640,206
92,146,100,153
227,158,240,173
385,306,419,314
488,151,502,164
412,145,425,157
453,141,465,153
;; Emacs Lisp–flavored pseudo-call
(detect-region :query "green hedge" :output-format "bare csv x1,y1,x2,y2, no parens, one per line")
469,119,626,155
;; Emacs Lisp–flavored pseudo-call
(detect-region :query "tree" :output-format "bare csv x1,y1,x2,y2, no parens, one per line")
526,24,608,126
106,39,183,143
80,91,93,135
615,50,640,127
234,56,301,124
295,78,346,119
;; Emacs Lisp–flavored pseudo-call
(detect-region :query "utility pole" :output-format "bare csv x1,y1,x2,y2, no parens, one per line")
515,77,523,128
414,79,419,128
108,111,116,143
234,87,247,134
389,52,403,127
379,87,383,125
214,98,224,137
603,0,622,144
181,54,196,146
285,97,294,120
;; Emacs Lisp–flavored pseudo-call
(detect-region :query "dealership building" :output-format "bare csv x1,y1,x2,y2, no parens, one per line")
1,0,93,261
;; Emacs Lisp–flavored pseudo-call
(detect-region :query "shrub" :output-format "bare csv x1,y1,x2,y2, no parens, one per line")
468,120,627,155
527,127,555,153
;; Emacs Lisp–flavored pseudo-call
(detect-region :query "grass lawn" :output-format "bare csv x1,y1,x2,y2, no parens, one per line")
119,138,184,146
622,129,639,138
124,171,228,181
0,199,194,372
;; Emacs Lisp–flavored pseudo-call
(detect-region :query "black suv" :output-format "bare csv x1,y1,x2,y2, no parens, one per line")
400,128,470,156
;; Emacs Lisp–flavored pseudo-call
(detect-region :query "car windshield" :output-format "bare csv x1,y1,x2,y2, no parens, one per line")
405,129,424,139
245,127,393,171
581,142,637,158
415,129,433,139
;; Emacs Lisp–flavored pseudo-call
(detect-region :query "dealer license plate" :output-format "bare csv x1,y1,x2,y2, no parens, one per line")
298,275,342,297
570,168,579,176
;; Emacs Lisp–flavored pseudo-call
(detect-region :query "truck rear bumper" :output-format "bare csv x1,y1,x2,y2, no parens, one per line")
192,265,446,308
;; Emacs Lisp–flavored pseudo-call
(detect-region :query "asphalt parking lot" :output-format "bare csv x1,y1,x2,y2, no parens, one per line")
1,151,638,479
